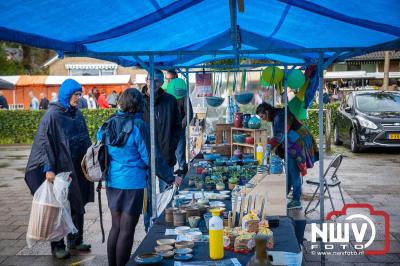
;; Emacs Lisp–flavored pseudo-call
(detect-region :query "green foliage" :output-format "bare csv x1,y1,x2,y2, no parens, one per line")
0,103,340,145
306,103,340,138
0,45,25,75
0,109,116,144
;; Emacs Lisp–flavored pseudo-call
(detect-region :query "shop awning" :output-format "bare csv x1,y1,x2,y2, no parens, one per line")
0,0,399,67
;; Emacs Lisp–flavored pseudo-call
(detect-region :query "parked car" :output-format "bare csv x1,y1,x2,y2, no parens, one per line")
333,91,400,152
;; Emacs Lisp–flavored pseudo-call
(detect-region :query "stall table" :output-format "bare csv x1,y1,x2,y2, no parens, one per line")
129,165,302,265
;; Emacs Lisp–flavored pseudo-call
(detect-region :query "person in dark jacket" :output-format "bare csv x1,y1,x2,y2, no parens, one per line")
39,92,49,110
164,69,193,175
97,88,179,266
141,70,182,190
25,79,94,259
77,95,88,109
0,91,9,109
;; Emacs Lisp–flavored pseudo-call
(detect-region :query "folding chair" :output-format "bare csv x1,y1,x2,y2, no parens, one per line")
304,154,345,215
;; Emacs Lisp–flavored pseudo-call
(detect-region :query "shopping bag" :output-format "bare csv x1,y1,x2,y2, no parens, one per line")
156,184,177,217
26,172,77,247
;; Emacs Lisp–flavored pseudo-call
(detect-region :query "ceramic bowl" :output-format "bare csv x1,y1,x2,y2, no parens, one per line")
188,216,201,228
175,248,193,254
157,250,175,258
134,253,163,264
156,239,176,246
174,253,193,261
175,240,194,249
154,245,174,253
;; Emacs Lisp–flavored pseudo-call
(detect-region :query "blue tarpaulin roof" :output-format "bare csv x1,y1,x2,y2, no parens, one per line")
0,0,399,67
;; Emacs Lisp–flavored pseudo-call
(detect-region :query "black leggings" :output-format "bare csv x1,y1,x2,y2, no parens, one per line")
107,211,140,266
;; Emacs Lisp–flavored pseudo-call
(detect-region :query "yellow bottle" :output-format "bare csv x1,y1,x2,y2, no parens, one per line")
256,143,264,165
209,209,224,260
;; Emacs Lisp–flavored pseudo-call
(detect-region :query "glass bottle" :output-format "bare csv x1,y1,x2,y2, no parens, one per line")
247,235,273,266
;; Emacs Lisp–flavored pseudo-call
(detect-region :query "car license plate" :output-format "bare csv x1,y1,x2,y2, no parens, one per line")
388,133,400,140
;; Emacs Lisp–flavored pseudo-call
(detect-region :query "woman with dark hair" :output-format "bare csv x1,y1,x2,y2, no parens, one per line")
97,88,176,266
256,102,318,210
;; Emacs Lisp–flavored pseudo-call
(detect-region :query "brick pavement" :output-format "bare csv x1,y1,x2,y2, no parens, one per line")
0,144,399,265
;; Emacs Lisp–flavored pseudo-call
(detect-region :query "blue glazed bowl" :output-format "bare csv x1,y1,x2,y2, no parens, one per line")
235,92,253,105
206,96,224,107
233,134,246,143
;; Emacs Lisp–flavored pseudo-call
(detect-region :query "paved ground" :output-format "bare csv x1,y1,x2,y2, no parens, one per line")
0,144,399,265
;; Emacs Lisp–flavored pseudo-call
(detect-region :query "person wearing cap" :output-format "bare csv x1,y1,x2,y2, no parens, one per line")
164,69,193,175
25,78,94,259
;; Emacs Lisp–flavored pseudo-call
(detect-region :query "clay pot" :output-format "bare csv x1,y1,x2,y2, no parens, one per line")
165,207,177,223
228,183,237,190
186,207,200,222
173,210,186,226
234,112,243,128
233,148,243,159
245,136,254,145
242,113,251,128
216,183,225,191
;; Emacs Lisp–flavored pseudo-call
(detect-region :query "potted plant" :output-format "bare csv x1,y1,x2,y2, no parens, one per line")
188,176,197,187
228,177,238,190
216,179,225,191
205,177,215,191
195,178,204,190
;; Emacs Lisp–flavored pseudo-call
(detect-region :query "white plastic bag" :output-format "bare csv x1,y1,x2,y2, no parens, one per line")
156,184,177,217
26,172,77,247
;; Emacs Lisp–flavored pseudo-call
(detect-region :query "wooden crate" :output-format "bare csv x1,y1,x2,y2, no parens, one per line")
231,127,269,158
215,123,232,144
211,144,231,156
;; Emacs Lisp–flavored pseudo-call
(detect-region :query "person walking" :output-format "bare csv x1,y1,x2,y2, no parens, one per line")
29,91,39,110
107,90,119,108
39,92,49,110
98,90,110,109
25,79,94,259
84,90,98,109
256,102,318,210
97,88,179,265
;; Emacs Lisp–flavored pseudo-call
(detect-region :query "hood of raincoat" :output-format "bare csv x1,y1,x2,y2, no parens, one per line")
58,79,82,109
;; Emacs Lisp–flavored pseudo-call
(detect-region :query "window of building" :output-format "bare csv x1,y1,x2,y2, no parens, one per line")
333,63,347,71
361,63,376,73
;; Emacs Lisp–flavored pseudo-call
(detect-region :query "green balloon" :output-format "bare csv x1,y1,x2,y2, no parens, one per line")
261,67,284,85
288,96,308,121
287,69,305,90
166,78,187,99
260,75,271,87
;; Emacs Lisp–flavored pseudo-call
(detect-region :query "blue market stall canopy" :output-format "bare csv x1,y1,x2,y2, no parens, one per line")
0,0,399,67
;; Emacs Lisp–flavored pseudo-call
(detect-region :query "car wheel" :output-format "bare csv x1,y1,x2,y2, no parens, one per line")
333,124,342,145
350,128,360,153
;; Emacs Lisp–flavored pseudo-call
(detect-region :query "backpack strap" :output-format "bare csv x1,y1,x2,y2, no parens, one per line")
97,181,105,243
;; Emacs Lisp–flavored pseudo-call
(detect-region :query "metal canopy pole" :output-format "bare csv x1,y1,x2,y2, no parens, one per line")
229,0,239,68
283,65,289,213
149,55,157,220
317,53,325,223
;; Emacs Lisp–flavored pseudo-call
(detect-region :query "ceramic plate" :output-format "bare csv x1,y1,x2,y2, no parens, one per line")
134,253,163,264
209,201,225,208
175,226,190,233
156,239,176,246
175,248,193,254
174,254,193,261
